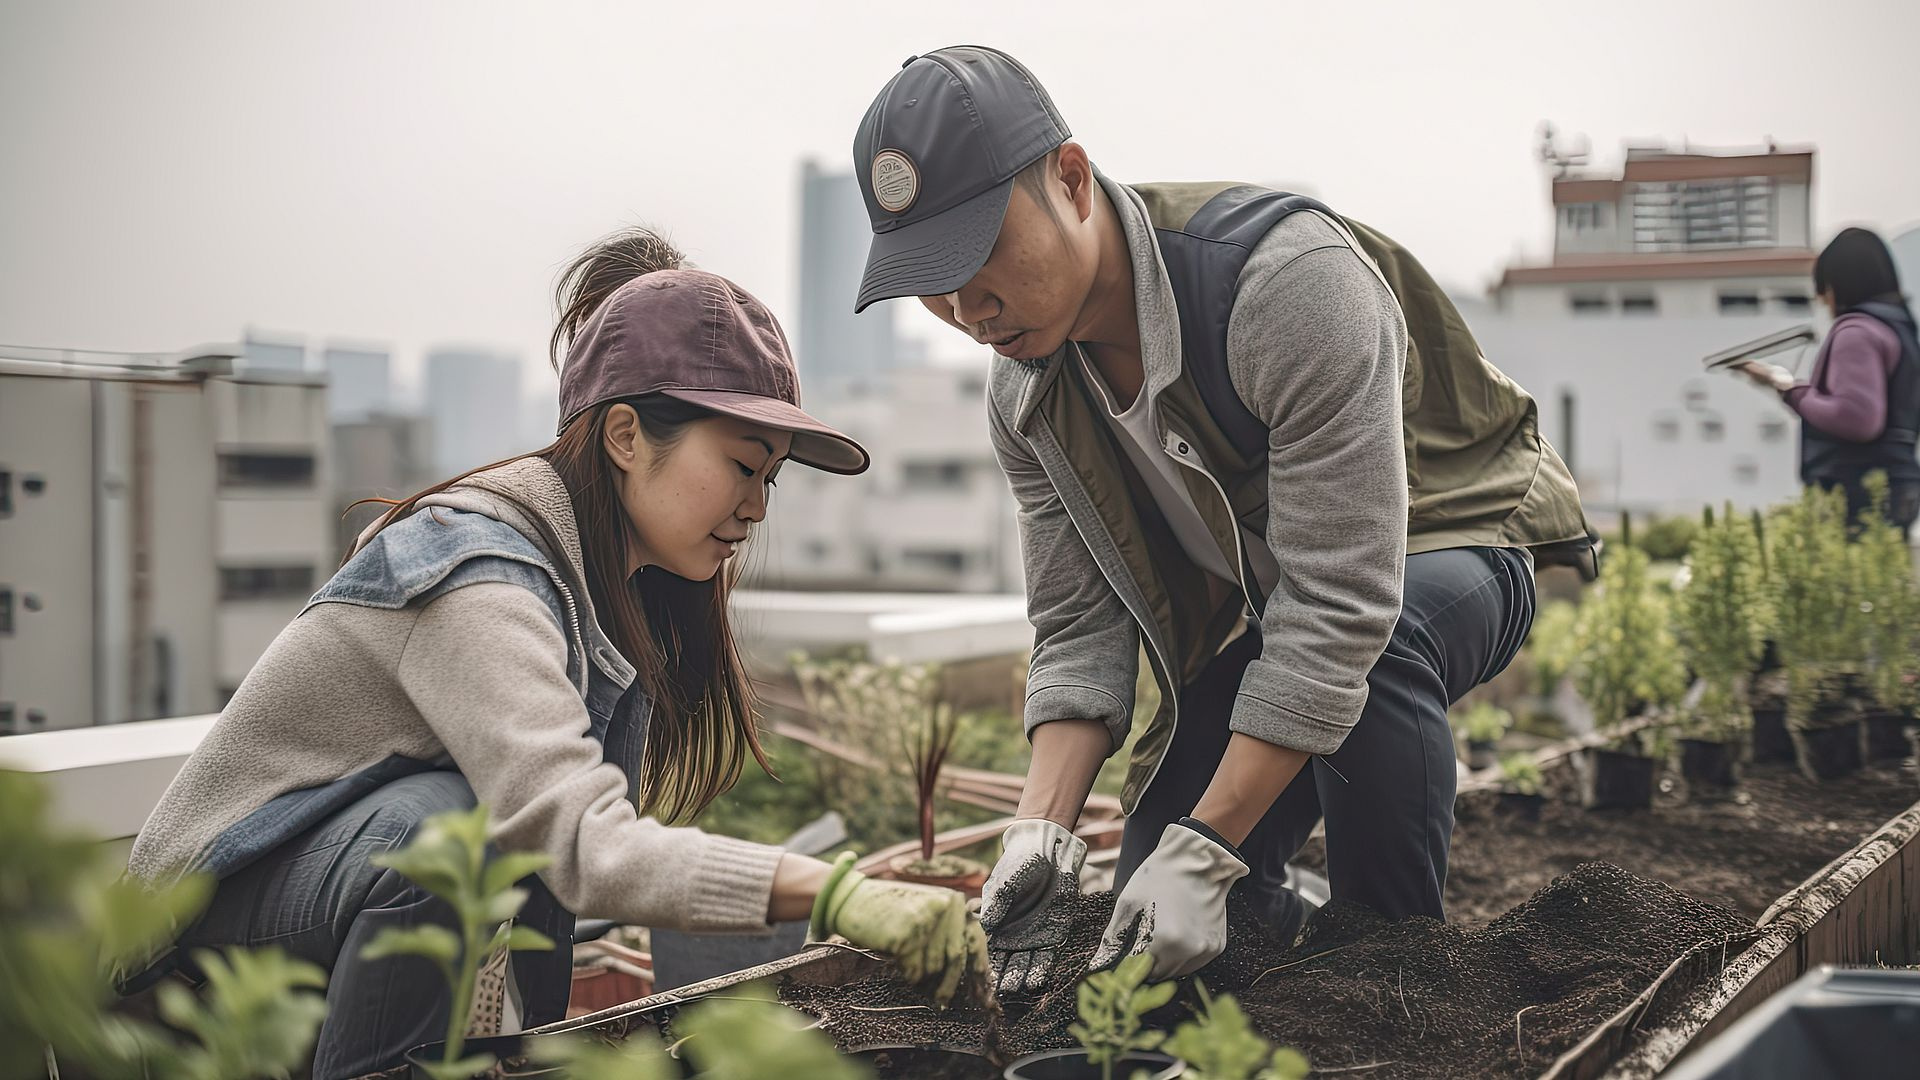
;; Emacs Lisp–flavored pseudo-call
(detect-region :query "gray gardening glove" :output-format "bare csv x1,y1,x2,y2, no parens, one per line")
977,818,1088,995
1091,819,1249,982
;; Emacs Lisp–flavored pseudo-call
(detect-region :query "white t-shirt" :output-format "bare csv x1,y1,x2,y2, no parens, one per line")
1076,345,1279,601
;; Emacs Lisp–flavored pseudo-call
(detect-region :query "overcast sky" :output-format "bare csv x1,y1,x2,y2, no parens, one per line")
3,0,1915,400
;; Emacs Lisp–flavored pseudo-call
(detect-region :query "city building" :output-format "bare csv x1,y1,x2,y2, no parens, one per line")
1494,142,1817,319
0,344,331,733
322,342,393,421
796,162,898,389
749,362,1022,594
423,346,525,474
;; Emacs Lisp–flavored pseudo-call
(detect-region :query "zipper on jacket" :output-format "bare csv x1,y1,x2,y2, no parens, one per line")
1161,427,1259,618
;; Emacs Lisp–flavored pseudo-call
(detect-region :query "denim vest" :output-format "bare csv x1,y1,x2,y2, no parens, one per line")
182,506,650,1026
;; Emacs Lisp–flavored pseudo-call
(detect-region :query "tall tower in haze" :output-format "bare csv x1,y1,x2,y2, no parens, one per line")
797,161,896,391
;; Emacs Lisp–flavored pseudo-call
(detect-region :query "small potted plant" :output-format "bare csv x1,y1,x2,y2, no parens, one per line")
1771,487,1868,781
1162,981,1309,1080
1672,504,1770,798
885,665,990,896
1572,513,1686,810
1854,474,1919,761
1004,954,1184,1080
1456,701,1512,772
1496,754,1546,820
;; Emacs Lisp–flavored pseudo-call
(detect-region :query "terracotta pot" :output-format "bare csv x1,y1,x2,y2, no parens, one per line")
888,854,989,898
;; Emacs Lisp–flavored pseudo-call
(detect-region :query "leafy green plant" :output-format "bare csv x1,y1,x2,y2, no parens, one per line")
1162,981,1309,1080
0,769,328,1080
1525,600,1581,698
1573,513,1688,732
1855,473,1920,714
1458,702,1513,745
539,981,866,1079
1072,953,1176,1080
1672,503,1771,742
1769,486,1868,726
361,803,554,1079
1499,754,1544,796
793,652,944,850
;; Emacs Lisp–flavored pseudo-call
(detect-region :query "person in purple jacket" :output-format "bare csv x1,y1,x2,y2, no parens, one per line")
1739,227,1920,536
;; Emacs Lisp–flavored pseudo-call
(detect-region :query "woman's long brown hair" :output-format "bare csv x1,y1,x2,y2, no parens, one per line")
351,227,772,824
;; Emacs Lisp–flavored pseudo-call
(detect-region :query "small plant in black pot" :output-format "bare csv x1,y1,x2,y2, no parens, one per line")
1496,754,1547,820
1571,513,1686,810
1456,701,1512,772
1854,474,1919,762
1162,982,1309,1080
1004,953,1182,1080
1770,487,1868,782
1672,504,1770,798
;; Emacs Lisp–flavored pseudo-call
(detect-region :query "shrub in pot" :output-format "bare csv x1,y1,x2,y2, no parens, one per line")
1671,504,1770,797
1769,487,1869,782
1571,514,1686,810
1854,474,1919,762
1496,754,1546,821
1456,701,1512,772
1004,953,1183,1080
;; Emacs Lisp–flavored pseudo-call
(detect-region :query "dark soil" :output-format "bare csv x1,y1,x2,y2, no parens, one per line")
1297,759,1918,927
779,863,1754,1080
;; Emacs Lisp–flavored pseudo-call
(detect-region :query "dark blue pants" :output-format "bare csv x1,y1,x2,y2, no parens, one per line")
175,771,563,1080
1116,546,1536,940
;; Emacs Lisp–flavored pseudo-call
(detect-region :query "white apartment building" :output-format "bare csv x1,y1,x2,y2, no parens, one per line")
0,345,331,733
749,362,1022,594
1495,144,1817,319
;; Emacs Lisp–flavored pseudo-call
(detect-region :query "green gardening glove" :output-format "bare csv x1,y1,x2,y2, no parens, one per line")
810,853,990,1008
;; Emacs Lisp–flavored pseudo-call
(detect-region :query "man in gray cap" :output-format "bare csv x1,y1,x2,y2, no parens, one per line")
852,46,1596,990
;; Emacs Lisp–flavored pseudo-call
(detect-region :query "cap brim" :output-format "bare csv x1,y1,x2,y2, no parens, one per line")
854,177,1013,313
658,388,871,476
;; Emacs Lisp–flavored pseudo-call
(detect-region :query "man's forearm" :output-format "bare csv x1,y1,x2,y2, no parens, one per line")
1016,718,1110,827
1189,733,1311,846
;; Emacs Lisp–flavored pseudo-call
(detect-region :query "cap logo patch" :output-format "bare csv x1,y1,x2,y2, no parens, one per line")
872,149,919,214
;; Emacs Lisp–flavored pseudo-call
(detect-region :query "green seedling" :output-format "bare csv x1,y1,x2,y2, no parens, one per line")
361,803,553,1079
1072,953,1176,1080
1,768,328,1080
1673,502,1770,744
1458,702,1513,745
1163,981,1310,1080
1499,755,1544,797
1573,512,1687,729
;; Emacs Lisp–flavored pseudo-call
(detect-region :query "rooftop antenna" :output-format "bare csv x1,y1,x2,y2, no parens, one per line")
1536,122,1590,178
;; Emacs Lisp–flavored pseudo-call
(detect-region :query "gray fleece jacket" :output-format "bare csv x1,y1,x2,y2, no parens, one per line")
126,458,787,934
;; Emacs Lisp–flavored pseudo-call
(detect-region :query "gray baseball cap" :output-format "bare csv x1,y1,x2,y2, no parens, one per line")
852,46,1070,313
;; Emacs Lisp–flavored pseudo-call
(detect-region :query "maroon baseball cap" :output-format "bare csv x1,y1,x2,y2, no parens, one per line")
557,269,869,475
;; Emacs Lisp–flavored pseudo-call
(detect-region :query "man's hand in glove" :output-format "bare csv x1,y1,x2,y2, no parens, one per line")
1090,818,1248,982
810,853,989,1007
977,818,1088,995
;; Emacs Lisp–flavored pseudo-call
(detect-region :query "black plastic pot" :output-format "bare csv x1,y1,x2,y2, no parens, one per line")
1466,739,1499,771
1496,791,1545,821
1679,738,1740,796
1003,1049,1184,1079
852,1044,996,1079
1577,748,1656,810
1860,710,1913,762
1750,702,1794,763
406,1034,565,1079
1792,720,1864,782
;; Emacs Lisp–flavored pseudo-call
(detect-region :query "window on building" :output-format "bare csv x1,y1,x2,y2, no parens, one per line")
219,452,316,489
1562,204,1606,232
1733,457,1760,484
804,540,830,561
1774,293,1812,314
1718,293,1762,315
1682,384,1710,410
1620,295,1658,315
902,548,969,576
902,461,969,491
220,565,318,601
0,703,12,735
0,470,10,517
1699,415,1726,442
1653,415,1681,441
1760,417,1790,443
1570,294,1610,315
1631,176,1778,252
0,588,11,634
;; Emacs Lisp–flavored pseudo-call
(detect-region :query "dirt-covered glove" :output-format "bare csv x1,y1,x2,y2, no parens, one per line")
811,853,988,1007
977,818,1088,995
1091,819,1248,982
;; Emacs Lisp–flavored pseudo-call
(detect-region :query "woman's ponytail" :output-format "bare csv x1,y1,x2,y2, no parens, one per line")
549,228,687,370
